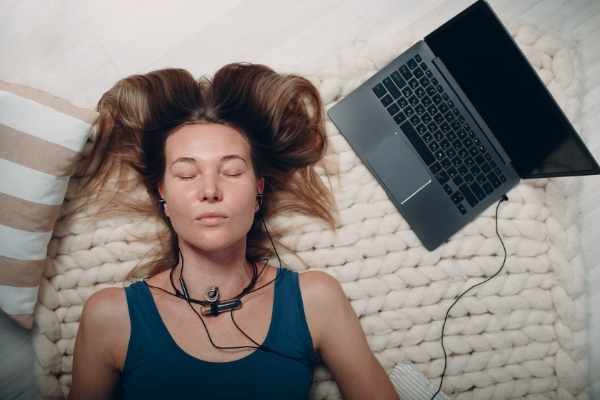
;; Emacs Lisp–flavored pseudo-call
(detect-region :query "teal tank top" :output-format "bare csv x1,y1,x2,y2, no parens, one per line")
116,267,317,399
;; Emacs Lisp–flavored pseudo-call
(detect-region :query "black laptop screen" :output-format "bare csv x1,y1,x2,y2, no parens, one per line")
425,0,600,178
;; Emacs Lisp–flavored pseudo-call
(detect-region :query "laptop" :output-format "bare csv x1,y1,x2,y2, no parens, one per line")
327,0,600,251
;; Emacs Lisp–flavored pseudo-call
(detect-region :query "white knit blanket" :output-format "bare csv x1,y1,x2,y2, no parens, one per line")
33,18,588,400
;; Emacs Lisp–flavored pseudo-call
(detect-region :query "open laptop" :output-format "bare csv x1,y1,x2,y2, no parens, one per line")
327,0,600,251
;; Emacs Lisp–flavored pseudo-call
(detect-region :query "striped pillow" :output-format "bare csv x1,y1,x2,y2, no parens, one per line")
0,81,95,330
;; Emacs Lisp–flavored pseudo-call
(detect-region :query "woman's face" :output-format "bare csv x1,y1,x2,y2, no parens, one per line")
159,123,264,253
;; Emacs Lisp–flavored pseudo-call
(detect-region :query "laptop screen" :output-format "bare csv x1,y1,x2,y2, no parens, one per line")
425,0,600,178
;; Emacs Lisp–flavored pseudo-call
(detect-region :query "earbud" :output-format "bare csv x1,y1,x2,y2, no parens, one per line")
256,192,264,211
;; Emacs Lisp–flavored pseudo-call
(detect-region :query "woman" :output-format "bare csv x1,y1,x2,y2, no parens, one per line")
69,63,399,399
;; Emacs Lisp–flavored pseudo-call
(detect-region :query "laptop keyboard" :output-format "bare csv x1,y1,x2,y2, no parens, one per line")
372,54,506,214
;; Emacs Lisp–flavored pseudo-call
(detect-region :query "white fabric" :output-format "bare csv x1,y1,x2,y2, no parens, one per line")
0,284,38,315
0,91,90,152
0,224,51,261
0,159,70,206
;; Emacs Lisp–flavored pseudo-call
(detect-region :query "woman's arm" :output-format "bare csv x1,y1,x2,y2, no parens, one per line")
69,288,127,400
301,271,399,400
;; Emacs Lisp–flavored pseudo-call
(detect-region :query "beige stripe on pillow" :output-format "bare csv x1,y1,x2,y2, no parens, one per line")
0,256,47,287
0,84,93,329
0,124,81,177
0,192,62,232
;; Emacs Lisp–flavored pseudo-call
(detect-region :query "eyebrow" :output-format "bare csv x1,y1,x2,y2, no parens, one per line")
170,155,248,167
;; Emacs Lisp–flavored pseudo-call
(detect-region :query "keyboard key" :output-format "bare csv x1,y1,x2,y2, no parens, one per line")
416,87,426,98
481,162,491,173
425,70,433,78
434,131,444,141
499,174,506,182
440,139,450,150
451,191,464,204
381,94,393,107
434,113,444,124
453,175,464,186
436,170,450,184
446,148,456,159
436,84,444,93
387,103,400,116
431,162,441,173
433,94,442,104
443,184,453,195
447,167,458,178
422,113,432,123
404,106,415,117
420,62,428,70
409,96,419,106
435,150,444,160
393,112,407,125
416,124,427,135
470,165,480,175
459,184,478,207
414,68,424,78
469,147,479,156
398,97,408,108
453,140,463,150
442,93,449,101
400,65,412,80
415,54,422,63
401,122,435,165
458,165,468,174
391,71,407,89
409,79,419,89
402,87,412,97
427,122,436,132
445,112,455,122
441,158,451,169
452,157,463,166
483,182,493,195
419,77,430,87
423,133,433,143
475,155,485,165
426,86,437,96
427,105,437,115
410,115,420,125
383,77,401,99
487,172,500,188
408,59,418,69
415,104,426,115
373,83,386,98
465,173,474,182
465,157,474,166
458,204,467,214
440,123,451,133
431,78,439,86
476,173,487,184
470,182,485,201
439,103,449,113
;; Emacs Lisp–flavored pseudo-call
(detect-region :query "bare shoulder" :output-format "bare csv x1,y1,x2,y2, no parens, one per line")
82,286,128,326
297,270,348,350
298,270,345,300
79,286,130,368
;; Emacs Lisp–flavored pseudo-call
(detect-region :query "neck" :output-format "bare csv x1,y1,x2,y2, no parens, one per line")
173,239,253,301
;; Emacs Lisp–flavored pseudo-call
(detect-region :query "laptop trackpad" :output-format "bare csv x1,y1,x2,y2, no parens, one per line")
366,134,432,205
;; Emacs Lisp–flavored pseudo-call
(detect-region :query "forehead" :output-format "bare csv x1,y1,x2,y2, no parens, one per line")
165,123,251,161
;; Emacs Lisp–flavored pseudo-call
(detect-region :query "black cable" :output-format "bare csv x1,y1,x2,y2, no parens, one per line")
144,217,313,367
430,194,508,400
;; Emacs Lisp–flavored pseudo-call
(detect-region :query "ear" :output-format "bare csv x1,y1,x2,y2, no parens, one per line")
257,177,265,194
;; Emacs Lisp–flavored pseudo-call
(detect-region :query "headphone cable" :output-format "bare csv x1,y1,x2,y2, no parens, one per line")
430,194,508,399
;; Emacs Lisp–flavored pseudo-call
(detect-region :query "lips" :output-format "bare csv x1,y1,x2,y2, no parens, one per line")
196,211,227,220
195,212,228,225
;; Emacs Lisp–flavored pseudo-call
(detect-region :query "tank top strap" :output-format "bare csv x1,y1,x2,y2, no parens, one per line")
268,268,316,364
122,280,173,368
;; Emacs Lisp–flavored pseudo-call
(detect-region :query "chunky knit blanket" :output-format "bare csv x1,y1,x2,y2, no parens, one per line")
33,17,588,400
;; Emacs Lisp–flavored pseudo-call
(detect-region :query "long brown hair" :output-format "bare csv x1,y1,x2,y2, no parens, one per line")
75,63,336,279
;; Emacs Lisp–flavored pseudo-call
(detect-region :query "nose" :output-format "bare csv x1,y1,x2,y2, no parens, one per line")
201,174,222,202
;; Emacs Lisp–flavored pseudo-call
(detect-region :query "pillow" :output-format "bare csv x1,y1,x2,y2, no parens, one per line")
0,81,95,330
